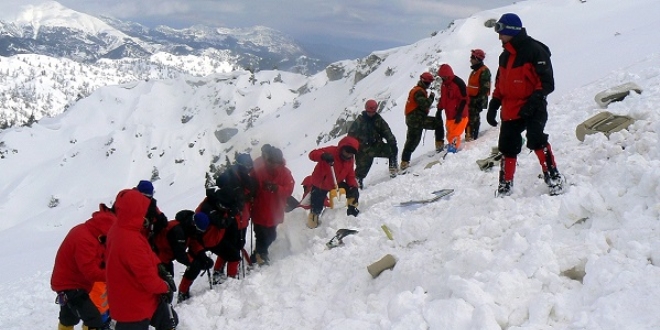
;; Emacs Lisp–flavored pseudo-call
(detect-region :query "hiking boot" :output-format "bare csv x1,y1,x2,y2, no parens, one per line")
177,292,190,303
212,270,227,285
400,161,410,171
389,166,398,178
253,252,269,266
357,177,364,190
307,212,320,229
543,171,565,195
496,180,513,197
435,141,445,153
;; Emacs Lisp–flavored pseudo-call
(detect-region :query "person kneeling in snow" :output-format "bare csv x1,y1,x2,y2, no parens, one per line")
303,136,360,229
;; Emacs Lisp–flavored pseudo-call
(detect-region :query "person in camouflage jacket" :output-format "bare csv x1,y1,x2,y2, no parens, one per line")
347,99,399,187
466,49,491,141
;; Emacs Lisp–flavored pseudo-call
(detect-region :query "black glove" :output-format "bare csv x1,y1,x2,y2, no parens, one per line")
321,152,334,165
487,98,501,127
157,264,177,293
194,254,214,269
347,205,360,217
162,286,174,304
519,91,545,119
264,182,278,192
428,92,435,102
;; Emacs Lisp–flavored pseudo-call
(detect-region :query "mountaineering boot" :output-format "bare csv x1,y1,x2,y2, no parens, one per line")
212,270,227,285
543,168,565,195
389,157,398,178
356,177,364,190
465,125,473,142
307,212,320,229
435,141,445,153
252,252,269,266
346,198,360,217
177,292,190,303
58,324,74,330
496,180,513,197
400,161,410,172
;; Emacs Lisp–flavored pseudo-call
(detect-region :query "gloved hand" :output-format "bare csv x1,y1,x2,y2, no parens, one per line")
428,92,435,102
321,152,334,165
264,182,278,192
347,205,360,217
157,264,177,293
518,91,545,119
194,254,214,270
163,287,174,304
487,98,501,127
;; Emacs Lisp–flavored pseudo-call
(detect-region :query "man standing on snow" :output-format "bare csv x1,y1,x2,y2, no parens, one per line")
51,204,116,330
348,99,399,187
465,49,491,141
436,64,469,152
249,144,295,265
487,13,564,196
106,189,178,330
400,72,444,172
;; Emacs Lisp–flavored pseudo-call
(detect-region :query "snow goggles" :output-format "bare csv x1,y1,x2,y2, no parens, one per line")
493,22,522,33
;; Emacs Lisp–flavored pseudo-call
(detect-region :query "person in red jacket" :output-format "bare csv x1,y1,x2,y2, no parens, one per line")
304,135,360,229
437,64,469,152
249,144,295,265
51,203,116,330
486,13,564,196
106,189,178,330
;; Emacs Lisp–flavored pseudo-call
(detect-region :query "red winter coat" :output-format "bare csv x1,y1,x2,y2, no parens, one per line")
437,65,468,121
308,136,359,191
250,156,295,227
51,204,116,293
106,189,169,323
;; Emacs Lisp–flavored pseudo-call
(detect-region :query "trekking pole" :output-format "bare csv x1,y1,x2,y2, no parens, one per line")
206,252,213,290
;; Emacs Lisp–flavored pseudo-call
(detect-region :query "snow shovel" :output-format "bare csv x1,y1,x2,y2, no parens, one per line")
328,164,345,208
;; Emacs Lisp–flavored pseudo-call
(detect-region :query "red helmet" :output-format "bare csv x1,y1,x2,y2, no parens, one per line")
365,99,378,113
420,72,434,83
471,49,486,61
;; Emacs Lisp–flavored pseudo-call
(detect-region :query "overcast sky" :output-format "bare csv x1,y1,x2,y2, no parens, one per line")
1,0,516,56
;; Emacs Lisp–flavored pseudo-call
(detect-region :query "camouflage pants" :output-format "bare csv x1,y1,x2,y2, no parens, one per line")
355,142,397,179
401,110,444,162
466,106,482,139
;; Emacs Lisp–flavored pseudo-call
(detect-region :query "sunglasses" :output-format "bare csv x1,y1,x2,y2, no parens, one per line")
493,22,522,33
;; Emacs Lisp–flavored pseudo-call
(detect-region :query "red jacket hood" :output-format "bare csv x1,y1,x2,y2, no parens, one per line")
112,189,151,232
439,64,455,80
338,136,359,152
85,203,116,238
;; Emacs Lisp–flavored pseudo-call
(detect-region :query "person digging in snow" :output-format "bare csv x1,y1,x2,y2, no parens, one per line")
302,136,360,229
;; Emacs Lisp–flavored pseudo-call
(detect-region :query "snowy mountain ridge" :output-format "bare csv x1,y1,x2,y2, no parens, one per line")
2,0,660,329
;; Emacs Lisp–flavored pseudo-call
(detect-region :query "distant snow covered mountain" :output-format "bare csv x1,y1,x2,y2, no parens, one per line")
0,1,328,127
0,1,326,73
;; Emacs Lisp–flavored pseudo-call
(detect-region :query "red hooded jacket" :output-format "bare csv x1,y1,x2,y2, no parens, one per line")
250,156,295,227
106,189,169,322
51,204,116,293
437,64,468,121
308,136,359,191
